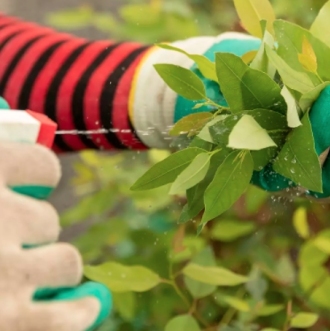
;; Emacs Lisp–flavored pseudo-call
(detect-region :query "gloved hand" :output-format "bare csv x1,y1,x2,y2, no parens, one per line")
132,33,330,198
0,97,112,331
195,35,330,198
198,35,330,198
250,86,330,199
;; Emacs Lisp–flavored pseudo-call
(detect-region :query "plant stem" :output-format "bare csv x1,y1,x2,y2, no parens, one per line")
189,300,209,328
212,106,230,117
219,287,245,327
167,263,191,308
203,327,218,331
189,299,198,314
208,148,222,157
315,71,324,84
161,277,190,308
282,300,292,331
219,307,236,327
160,278,173,285
167,264,210,328
172,279,191,308
206,98,223,109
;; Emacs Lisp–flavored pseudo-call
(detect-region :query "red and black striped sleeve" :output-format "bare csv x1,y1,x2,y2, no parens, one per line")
0,14,151,152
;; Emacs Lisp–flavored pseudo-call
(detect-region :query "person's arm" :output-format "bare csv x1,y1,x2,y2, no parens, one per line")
0,13,259,152
0,13,149,151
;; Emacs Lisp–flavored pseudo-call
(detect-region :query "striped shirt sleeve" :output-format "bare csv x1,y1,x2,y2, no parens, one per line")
0,13,151,152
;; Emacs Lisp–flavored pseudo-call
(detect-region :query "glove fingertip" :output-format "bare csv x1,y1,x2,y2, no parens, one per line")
49,282,112,330
82,282,113,330
0,97,10,110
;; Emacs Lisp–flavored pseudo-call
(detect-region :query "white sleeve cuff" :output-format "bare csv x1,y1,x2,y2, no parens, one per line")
131,32,254,149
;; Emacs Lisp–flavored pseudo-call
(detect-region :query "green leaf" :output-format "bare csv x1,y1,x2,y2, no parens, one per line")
210,109,288,150
274,20,330,82
197,115,228,143
171,138,194,154
184,248,217,298
299,82,330,112
257,304,284,317
313,236,330,254
281,86,302,128
84,262,161,292
165,315,201,331
299,232,329,267
189,136,214,151
215,53,285,113
170,112,213,136
148,149,171,163
261,329,281,331
131,147,204,191
170,153,211,195
170,235,207,263
245,109,289,134
60,188,118,227
298,37,318,73
246,267,268,301
183,263,248,286
202,151,254,223
265,45,316,94
92,13,117,33
251,149,273,171
245,185,269,214
46,7,93,29
215,52,249,112
211,219,256,242
178,204,192,223
233,0,276,38
290,313,319,328
273,114,322,192
112,292,136,321
228,115,277,150
219,327,243,331
299,238,330,309
119,4,160,26
154,64,206,100
222,296,250,312
208,114,241,147
250,27,276,77
157,43,218,82
276,254,296,284
180,149,230,223
210,109,287,170
242,50,258,64
310,0,330,47
293,207,310,239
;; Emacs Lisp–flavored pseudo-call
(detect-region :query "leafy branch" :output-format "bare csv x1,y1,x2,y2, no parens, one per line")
131,0,330,229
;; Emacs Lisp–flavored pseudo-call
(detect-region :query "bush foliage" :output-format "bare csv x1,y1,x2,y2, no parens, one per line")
51,1,330,330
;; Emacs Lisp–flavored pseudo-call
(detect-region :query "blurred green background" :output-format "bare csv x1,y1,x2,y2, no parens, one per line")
5,0,330,330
